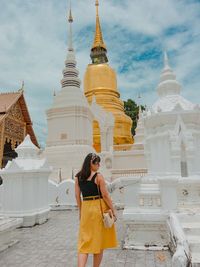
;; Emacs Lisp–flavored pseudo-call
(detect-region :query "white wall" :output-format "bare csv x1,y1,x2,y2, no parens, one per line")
113,150,147,170
48,180,76,209
46,109,93,147
44,145,93,182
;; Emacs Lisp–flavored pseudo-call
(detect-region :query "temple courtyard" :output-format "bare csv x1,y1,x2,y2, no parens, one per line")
0,209,172,267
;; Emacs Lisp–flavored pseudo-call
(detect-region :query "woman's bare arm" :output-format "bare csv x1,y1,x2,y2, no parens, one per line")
75,176,82,219
97,174,117,218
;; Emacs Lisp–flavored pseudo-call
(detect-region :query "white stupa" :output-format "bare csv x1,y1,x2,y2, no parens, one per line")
44,7,95,182
152,52,194,113
122,52,200,265
132,106,145,150
144,51,199,176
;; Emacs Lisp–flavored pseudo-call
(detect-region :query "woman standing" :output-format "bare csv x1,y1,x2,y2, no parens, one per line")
75,153,119,267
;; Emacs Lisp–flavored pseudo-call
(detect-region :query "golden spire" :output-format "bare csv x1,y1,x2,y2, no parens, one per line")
92,0,106,50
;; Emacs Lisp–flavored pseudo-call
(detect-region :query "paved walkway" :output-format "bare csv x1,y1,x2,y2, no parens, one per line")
0,209,172,267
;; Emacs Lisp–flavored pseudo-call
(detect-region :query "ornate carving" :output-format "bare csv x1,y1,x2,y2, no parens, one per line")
5,117,24,141
9,102,24,121
139,195,161,207
0,97,35,167
4,116,25,150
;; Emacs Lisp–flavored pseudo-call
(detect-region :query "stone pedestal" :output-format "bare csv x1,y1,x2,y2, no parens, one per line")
122,176,172,249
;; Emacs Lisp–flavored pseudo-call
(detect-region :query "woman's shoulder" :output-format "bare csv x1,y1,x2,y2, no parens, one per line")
96,172,105,182
74,175,79,183
75,173,82,184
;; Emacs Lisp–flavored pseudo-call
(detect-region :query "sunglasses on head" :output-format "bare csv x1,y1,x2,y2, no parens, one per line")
91,153,97,160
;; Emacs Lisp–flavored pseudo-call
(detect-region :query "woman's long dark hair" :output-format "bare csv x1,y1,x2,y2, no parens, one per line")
76,153,101,182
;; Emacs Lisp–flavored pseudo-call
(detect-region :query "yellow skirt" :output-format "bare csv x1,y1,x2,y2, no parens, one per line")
77,197,119,254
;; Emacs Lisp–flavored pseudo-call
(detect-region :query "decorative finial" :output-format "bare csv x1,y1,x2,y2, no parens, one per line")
90,0,108,64
157,50,180,98
68,0,73,23
137,92,142,108
164,51,170,69
92,0,106,50
60,1,81,89
67,0,73,51
137,93,142,119
71,168,74,180
139,105,142,114
59,168,62,183
18,80,24,92
95,0,99,17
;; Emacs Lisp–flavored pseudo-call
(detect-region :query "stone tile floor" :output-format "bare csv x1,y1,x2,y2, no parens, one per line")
0,209,172,267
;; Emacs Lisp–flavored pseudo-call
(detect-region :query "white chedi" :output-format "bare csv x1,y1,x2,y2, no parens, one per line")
122,52,200,265
143,52,199,176
44,9,95,182
132,106,145,151
152,52,194,113
0,134,51,227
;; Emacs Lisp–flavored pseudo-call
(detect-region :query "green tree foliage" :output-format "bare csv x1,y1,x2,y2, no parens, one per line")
123,99,146,136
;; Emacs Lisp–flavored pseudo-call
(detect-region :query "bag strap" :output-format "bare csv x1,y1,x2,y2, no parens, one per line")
96,174,104,218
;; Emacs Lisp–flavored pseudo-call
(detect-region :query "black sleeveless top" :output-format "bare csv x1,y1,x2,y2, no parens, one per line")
78,172,103,198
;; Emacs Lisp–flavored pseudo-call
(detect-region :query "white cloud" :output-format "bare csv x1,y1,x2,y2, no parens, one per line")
0,0,199,146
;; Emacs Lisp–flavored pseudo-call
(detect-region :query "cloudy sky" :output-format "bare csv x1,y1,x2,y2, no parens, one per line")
0,0,200,147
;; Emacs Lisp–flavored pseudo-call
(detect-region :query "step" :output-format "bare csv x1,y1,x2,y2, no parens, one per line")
191,252,200,266
187,235,200,254
182,222,200,229
177,213,200,223
0,217,22,232
0,217,23,252
182,222,200,235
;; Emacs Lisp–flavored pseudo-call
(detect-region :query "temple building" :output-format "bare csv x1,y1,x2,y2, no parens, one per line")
84,0,133,152
0,89,39,168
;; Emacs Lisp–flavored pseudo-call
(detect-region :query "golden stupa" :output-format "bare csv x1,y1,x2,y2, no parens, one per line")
84,0,133,152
